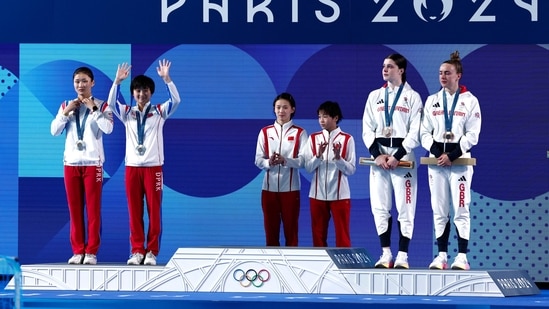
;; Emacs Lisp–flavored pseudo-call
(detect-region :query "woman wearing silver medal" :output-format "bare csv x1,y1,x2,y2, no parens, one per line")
51,66,114,265
107,60,181,266
420,51,482,270
362,54,423,269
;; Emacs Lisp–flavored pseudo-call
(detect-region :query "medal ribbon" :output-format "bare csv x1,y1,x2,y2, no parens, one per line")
384,84,404,127
136,104,152,145
442,89,460,132
75,107,90,141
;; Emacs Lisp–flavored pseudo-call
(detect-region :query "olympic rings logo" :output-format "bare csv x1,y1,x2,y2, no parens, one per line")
232,268,270,287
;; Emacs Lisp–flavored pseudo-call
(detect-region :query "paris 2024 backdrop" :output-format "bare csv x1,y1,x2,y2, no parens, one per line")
0,0,547,282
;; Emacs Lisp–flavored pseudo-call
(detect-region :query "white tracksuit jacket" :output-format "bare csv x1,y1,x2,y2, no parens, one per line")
50,99,113,166
303,127,356,201
108,82,181,167
255,120,308,192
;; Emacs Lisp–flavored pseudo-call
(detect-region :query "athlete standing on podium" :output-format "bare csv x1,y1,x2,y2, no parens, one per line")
108,60,181,266
420,51,482,270
362,54,423,269
255,93,308,246
304,101,356,247
51,66,113,265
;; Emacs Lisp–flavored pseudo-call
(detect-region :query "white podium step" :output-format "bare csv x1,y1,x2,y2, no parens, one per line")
10,247,539,297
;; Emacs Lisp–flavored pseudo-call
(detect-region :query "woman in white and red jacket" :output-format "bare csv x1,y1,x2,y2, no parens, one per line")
51,66,113,265
255,93,308,246
108,60,181,266
303,101,356,247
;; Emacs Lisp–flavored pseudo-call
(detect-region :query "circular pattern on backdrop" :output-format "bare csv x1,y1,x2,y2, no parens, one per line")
151,45,278,197
287,45,429,119
26,60,126,177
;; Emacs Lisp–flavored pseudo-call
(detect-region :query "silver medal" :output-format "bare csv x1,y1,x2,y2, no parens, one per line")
76,140,85,151
136,144,146,156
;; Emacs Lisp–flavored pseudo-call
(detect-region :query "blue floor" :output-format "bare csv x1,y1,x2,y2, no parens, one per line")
9,289,549,309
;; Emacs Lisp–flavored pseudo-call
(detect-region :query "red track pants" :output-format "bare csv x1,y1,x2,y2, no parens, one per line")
125,166,163,256
64,165,103,255
261,190,300,246
309,198,351,247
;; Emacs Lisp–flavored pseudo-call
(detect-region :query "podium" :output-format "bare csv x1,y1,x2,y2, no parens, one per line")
9,247,539,297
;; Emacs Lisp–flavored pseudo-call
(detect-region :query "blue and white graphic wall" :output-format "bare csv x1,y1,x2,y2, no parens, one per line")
0,0,547,282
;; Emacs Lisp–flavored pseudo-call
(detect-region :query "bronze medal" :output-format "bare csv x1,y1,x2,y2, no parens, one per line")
383,127,392,137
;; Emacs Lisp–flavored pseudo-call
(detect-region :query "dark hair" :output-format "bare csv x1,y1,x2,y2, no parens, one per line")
386,53,407,83
130,75,155,94
273,92,296,119
443,51,463,74
73,67,94,81
317,101,343,124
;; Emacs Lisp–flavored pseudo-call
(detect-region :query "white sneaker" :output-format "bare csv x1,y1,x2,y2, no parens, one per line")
144,252,157,266
68,254,84,265
451,255,470,270
127,253,144,265
83,254,97,265
374,252,393,269
429,255,448,270
394,252,409,269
